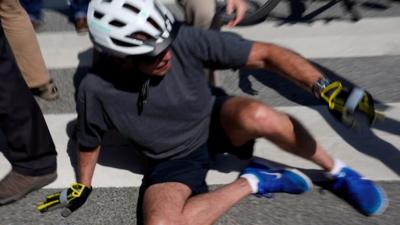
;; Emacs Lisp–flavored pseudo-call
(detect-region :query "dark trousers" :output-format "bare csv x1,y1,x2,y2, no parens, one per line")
0,24,56,176
69,0,90,18
20,0,43,21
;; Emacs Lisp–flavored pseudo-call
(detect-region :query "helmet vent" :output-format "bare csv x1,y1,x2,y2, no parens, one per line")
102,0,113,3
109,20,126,27
111,38,138,47
122,3,140,14
94,11,104,19
147,17,162,33
127,32,154,42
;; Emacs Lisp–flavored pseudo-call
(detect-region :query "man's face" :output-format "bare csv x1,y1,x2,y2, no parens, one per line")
136,49,172,76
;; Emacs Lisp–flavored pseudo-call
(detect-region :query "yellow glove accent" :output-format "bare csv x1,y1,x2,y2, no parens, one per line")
37,182,89,213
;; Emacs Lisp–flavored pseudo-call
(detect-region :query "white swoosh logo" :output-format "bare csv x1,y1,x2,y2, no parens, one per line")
259,171,282,179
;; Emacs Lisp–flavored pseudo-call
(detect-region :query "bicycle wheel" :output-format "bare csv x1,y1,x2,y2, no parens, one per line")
238,0,282,26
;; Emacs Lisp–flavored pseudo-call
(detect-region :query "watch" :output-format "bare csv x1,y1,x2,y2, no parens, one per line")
312,78,331,98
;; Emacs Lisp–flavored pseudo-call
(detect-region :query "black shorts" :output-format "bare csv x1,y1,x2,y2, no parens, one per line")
136,144,210,225
142,143,210,195
141,95,254,195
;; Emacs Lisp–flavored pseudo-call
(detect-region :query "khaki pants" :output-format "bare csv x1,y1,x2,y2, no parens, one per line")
0,0,50,88
178,0,216,28
178,0,221,85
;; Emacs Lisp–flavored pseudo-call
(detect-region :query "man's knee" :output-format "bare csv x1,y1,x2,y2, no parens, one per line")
238,101,291,136
142,183,192,225
145,215,185,225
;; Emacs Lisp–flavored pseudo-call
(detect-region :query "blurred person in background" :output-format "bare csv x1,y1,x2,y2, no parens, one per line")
20,0,42,28
178,0,247,28
178,0,247,86
20,0,90,33
69,0,91,33
0,0,59,100
0,22,57,205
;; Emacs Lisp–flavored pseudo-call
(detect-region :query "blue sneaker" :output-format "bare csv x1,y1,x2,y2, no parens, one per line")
329,167,388,216
241,161,312,198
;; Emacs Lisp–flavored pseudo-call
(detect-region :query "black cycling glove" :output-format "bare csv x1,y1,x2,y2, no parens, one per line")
315,79,383,128
37,183,92,217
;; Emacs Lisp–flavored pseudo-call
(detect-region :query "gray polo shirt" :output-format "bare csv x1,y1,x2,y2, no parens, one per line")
77,24,252,159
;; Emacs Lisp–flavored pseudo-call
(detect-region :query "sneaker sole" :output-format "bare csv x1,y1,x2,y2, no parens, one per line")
0,173,57,205
368,185,389,216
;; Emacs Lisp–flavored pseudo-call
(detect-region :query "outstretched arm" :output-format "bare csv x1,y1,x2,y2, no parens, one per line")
245,42,380,127
245,42,324,92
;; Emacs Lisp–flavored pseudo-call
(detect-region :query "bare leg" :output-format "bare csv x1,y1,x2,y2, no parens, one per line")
220,96,334,171
143,179,251,225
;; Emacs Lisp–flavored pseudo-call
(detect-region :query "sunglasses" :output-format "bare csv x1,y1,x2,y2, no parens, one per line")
139,48,170,64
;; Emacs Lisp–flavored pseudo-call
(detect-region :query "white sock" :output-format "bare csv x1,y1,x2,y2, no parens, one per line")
240,174,259,194
327,159,346,178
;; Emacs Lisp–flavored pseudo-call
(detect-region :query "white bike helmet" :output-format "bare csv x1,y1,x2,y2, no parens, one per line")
87,0,180,57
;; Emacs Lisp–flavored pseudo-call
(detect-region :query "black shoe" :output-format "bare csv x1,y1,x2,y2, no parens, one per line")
74,17,88,33
0,170,57,205
30,79,59,101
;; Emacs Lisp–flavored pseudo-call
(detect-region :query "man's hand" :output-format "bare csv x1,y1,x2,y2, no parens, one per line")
317,80,383,128
37,183,92,217
226,0,248,27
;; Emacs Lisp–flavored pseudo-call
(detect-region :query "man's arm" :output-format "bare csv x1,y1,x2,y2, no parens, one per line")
78,145,101,187
245,42,324,92
37,144,99,216
244,42,381,127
